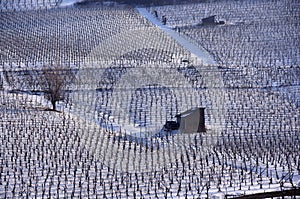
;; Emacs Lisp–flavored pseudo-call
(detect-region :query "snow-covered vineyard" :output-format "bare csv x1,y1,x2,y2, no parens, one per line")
0,0,299,198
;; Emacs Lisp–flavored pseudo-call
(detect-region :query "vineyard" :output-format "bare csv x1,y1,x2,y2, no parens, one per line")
0,0,299,198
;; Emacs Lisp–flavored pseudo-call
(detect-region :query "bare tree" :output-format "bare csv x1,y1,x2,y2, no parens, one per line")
39,63,75,111
0,71,4,90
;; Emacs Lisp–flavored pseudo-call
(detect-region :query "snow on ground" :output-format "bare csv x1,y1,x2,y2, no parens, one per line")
137,7,217,66
0,1,299,198
60,0,82,7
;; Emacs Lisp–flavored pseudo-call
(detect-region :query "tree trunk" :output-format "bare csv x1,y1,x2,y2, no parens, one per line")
52,100,56,111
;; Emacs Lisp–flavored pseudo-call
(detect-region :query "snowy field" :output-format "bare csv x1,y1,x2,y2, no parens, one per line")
0,0,83,11
0,0,299,198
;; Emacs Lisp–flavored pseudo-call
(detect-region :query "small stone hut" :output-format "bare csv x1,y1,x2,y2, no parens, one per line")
176,107,205,133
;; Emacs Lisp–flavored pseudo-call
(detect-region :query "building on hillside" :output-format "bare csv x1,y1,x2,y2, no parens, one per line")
202,15,216,25
176,107,205,133
201,15,225,25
